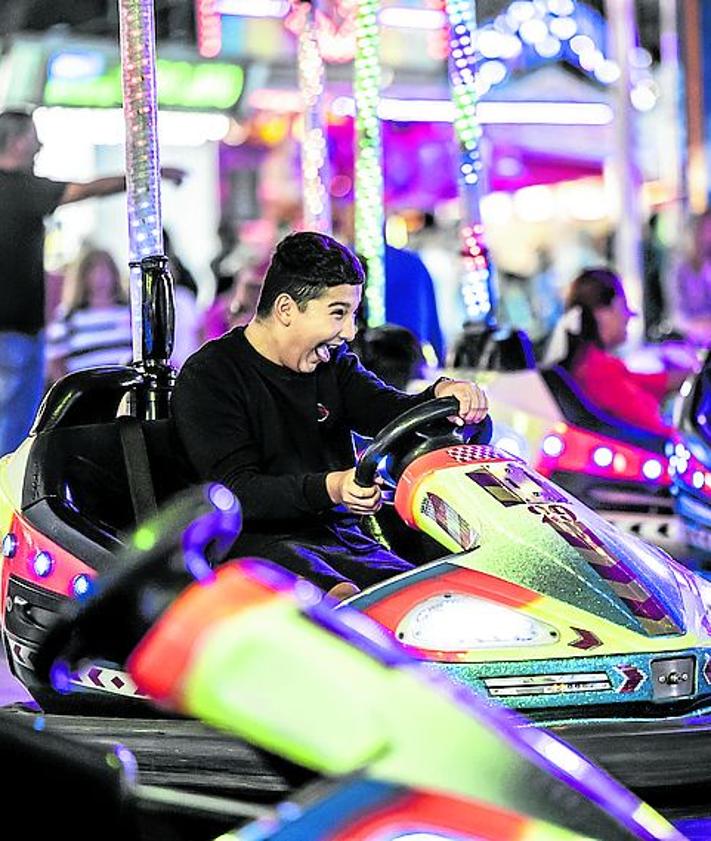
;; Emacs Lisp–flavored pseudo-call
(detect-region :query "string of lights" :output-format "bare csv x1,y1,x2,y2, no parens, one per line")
354,0,386,327
196,0,222,58
444,0,496,323
297,0,332,233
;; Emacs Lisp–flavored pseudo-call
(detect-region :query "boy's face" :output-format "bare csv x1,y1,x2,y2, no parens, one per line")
286,283,362,373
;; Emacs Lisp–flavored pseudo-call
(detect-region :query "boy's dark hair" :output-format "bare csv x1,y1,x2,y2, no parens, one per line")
0,109,34,153
256,231,364,317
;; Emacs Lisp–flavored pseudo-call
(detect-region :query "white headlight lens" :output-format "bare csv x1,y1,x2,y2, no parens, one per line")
396,593,558,651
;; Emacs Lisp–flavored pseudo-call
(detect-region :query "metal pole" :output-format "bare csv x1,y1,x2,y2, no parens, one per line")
297,0,332,233
604,0,644,340
118,0,165,361
683,0,708,214
354,0,386,327
118,0,174,421
658,0,685,235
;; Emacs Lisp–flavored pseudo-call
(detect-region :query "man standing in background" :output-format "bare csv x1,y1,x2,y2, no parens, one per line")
0,108,184,455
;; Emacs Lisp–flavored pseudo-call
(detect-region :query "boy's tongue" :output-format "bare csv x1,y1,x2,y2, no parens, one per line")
315,344,331,363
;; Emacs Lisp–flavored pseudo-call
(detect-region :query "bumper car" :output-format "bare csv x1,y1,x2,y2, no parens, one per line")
2,365,711,724
418,326,676,550
30,485,682,841
0,362,194,712
669,352,711,556
336,397,711,720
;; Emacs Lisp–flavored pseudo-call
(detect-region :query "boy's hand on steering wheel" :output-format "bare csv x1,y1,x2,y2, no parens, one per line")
326,468,382,515
433,377,489,425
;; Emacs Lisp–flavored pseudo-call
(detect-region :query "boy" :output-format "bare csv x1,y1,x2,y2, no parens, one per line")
172,232,487,596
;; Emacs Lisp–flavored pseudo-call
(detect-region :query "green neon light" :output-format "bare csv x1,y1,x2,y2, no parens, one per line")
45,57,244,110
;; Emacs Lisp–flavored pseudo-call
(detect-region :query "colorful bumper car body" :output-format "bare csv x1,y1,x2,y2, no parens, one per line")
344,398,711,719
34,487,682,841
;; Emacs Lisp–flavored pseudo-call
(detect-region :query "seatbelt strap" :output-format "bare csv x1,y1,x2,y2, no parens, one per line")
118,417,158,524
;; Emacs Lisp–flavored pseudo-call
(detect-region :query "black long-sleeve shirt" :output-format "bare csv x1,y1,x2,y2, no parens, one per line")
172,327,436,533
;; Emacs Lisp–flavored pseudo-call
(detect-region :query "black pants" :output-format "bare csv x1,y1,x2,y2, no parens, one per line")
231,518,413,591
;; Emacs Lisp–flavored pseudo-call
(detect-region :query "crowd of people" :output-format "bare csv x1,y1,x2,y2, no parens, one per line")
0,106,709,460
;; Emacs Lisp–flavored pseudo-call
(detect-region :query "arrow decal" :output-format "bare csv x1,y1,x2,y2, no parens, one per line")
569,627,602,650
615,664,646,694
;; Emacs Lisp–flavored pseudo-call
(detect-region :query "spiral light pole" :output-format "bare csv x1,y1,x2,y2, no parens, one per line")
354,0,386,327
297,0,332,233
118,0,174,419
444,0,497,325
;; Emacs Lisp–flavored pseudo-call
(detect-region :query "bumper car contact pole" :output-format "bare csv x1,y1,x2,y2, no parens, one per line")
443,0,498,326
297,0,332,233
118,0,175,419
354,0,386,327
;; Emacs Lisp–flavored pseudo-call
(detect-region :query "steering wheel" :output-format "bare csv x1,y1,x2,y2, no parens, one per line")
33,484,242,685
354,397,492,489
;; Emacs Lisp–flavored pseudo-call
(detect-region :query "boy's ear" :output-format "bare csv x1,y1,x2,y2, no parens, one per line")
273,292,295,326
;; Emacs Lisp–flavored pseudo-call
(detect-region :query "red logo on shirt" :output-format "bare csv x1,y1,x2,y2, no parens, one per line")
316,403,330,422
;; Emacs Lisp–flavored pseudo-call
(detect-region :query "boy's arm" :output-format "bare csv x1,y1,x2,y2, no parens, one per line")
336,348,437,437
337,348,488,436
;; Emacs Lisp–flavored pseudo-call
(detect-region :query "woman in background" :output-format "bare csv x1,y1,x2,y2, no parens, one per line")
47,247,132,382
545,267,691,436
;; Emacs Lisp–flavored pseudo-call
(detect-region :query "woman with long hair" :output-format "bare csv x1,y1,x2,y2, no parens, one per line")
545,267,690,435
47,247,132,381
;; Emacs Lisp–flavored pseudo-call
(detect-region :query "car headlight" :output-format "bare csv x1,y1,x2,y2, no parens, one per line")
396,594,559,651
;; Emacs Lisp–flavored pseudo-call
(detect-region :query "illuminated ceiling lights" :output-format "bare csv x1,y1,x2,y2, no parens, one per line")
470,0,656,111
321,94,612,124
34,107,230,147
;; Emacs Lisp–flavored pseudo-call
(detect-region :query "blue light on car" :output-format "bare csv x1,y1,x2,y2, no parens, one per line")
542,434,564,457
32,550,54,578
208,483,238,513
71,574,94,600
592,446,614,468
2,532,17,558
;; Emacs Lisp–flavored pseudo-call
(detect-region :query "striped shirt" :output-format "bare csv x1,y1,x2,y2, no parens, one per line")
47,305,133,373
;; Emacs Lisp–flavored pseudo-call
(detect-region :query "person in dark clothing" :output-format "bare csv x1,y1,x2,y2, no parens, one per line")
0,108,185,456
172,231,488,597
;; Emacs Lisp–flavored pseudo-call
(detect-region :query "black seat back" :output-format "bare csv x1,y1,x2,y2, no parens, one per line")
675,351,711,447
541,365,667,455
22,419,194,573
451,326,536,371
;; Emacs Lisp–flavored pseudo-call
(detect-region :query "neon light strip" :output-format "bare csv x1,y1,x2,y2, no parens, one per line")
250,89,614,126
118,0,164,360
354,0,386,327
215,0,289,15
196,0,222,58
297,0,332,233
382,98,614,125
379,7,447,29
